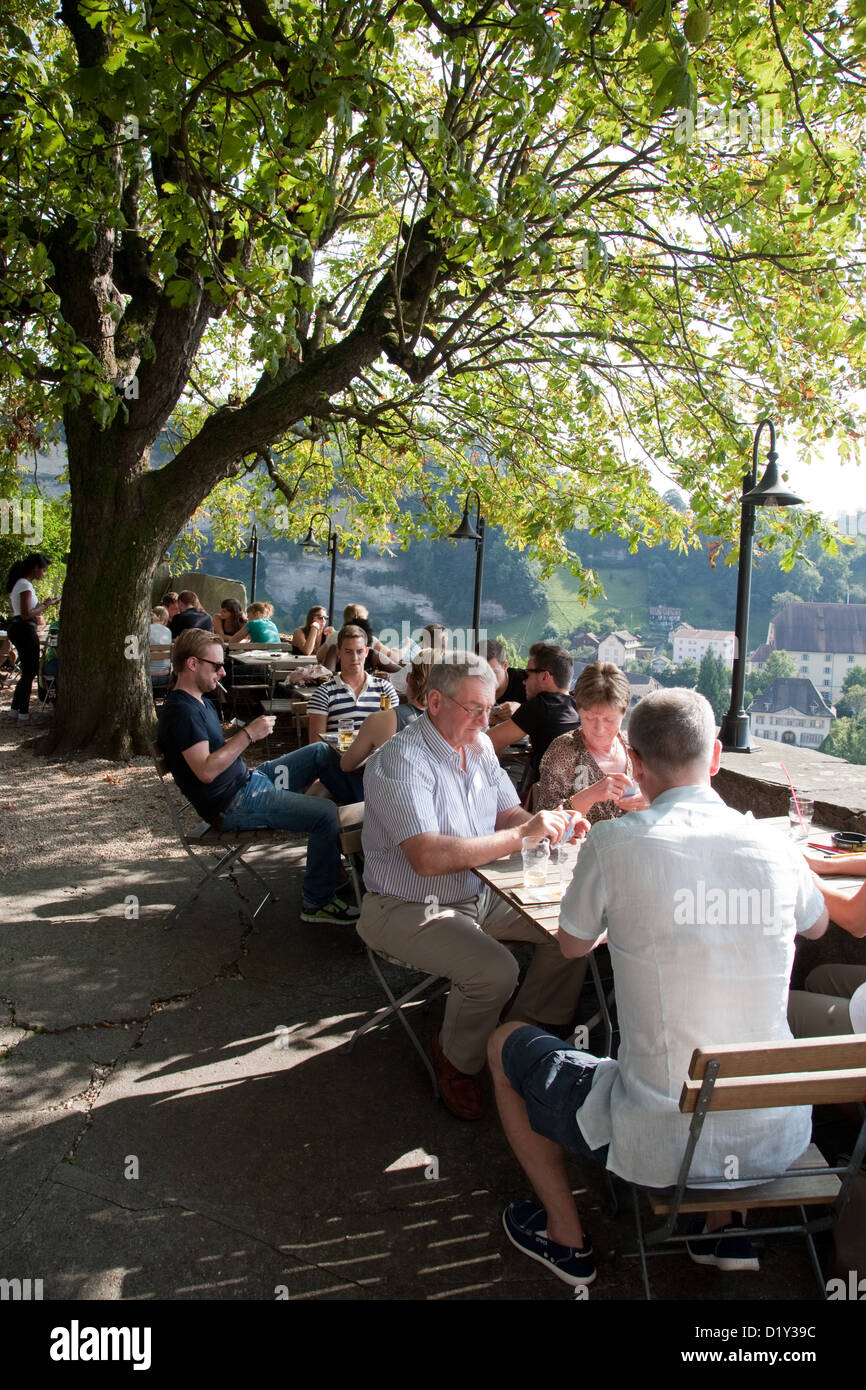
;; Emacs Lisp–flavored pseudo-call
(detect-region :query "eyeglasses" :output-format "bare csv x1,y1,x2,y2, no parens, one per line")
443,692,494,721
196,657,225,672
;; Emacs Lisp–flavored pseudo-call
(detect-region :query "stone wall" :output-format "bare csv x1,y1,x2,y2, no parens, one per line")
712,736,866,985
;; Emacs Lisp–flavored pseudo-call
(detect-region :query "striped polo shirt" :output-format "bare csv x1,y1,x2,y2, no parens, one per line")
362,713,520,903
306,671,398,731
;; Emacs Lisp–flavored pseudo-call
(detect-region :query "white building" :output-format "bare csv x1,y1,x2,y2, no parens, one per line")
597,629,639,665
747,677,834,749
670,624,735,667
751,603,866,704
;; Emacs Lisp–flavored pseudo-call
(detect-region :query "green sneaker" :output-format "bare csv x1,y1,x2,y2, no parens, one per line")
300,896,360,925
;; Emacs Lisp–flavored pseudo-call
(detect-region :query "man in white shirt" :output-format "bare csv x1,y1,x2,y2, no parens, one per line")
487,687,829,1288
359,654,586,1120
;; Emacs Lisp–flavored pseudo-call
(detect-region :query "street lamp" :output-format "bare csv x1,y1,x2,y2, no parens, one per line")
301,511,339,622
718,419,803,752
449,488,485,653
244,522,259,603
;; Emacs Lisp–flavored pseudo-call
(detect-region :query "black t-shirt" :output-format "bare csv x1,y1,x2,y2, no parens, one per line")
502,667,528,705
170,609,214,638
513,690,580,769
157,689,248,822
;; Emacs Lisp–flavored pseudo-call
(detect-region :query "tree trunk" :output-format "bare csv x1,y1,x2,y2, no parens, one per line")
39,418,174,760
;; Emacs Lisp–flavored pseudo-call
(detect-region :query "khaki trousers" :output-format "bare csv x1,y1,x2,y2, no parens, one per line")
788,963,866,1037
356,886,588,1074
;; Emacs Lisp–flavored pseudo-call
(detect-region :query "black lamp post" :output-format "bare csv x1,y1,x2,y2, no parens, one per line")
718,419,803,752
301,511,338,622
244,522,259,603
449,488,485,653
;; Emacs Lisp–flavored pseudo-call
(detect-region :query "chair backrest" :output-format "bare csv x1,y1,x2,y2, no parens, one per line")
149,739,203,845
338,801,364,854
149,644,172,661
680,1035,866,1113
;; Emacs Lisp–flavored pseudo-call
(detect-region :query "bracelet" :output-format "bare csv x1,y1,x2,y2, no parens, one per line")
243,727,254,746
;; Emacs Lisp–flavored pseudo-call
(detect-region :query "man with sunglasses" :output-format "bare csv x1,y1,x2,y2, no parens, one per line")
358,653,588,1119
157,629,358,924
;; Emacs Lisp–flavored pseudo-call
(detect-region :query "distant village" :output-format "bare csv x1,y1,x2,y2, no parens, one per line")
567,600,866,750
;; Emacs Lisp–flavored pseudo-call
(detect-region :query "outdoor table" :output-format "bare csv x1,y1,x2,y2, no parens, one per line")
474,838,614,1052
759,816,865,898
228,650,315,668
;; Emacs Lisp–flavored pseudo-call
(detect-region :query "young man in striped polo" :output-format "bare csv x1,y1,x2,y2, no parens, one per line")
306,624,398,742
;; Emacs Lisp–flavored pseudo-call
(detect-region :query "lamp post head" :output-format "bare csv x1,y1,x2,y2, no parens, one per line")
301,511,334,551
449,488,483,543
742,459,803,509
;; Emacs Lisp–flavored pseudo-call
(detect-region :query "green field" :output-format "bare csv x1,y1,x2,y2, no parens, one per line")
493,564,649,658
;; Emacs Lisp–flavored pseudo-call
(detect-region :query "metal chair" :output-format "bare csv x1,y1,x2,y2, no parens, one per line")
149,741,305,929
338,800,450,1096
337,801,365,910
345,949,450,1099
629,1034,866,1299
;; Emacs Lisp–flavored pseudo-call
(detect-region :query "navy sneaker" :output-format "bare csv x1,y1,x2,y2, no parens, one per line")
686,1215,759,1272
503,1200,596,1287
299,896,360,925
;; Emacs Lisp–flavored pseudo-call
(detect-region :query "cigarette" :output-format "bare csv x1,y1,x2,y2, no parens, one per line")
216,680,228,693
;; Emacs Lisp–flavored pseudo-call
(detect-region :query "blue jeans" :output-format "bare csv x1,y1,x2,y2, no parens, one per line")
219,743,340,909
316,749,364,806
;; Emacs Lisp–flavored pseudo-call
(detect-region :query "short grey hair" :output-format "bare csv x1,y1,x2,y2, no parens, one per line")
427,653,496,701
627,688,716,774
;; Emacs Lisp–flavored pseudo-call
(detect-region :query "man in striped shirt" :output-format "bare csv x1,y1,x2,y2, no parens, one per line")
358,654,588,1121
307,624,398,742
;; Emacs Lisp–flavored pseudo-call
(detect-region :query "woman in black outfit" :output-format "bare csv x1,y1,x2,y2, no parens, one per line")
6,553,58,722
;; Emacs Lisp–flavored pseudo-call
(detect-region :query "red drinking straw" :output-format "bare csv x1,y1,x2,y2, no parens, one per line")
780,761,808,836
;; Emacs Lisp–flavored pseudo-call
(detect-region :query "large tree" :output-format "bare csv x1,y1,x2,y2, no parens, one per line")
2,0,865,756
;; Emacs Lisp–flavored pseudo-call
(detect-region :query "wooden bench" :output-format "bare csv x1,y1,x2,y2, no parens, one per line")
631,1034,866,1298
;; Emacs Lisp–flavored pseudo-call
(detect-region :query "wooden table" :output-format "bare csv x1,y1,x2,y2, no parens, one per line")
474,842,580,939
474,840,614,1051
759,816,865,897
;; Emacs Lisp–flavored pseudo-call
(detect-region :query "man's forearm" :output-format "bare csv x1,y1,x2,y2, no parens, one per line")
199,730,253,783
409,823,530,877
819,882,866,938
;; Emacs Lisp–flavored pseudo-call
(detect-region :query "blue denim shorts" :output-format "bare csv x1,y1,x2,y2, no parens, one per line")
501,1025,609,1165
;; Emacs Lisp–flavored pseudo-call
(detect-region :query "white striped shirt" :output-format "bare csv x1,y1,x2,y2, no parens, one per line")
362,713,520,903
306,671,398,731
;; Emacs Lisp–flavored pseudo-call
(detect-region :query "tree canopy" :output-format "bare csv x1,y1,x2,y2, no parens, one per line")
2,0,866,755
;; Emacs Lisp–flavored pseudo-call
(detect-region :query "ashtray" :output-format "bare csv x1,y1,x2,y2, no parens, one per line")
831,831,866,850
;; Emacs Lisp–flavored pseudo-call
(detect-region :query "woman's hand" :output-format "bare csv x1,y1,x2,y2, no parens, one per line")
615,786,649,811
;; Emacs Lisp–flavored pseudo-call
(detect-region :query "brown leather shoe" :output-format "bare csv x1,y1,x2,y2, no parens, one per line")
429,1030,484,1120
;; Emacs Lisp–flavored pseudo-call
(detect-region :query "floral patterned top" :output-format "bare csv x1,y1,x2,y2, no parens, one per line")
537,728,632,825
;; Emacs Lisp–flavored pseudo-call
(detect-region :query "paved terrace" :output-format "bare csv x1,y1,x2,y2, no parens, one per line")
1,730,862,1303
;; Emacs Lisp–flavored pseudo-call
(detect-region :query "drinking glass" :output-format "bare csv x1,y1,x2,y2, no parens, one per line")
521,836,550,888
338,716,355,751
788,795,814,839
547,843,569,900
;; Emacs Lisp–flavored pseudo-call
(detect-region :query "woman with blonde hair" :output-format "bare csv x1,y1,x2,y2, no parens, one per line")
537,661,645,821
232,601,281,645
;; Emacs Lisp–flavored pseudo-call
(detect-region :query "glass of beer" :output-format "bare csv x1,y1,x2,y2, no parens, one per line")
338,716,355,751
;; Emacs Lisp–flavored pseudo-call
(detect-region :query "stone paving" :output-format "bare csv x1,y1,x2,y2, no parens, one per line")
0,846,827,1304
